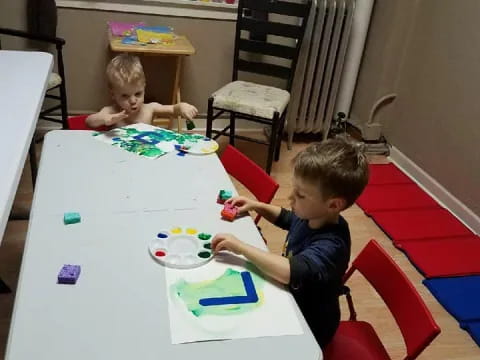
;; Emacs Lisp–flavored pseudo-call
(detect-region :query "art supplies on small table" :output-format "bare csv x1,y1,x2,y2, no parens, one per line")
108,21,176,46
108,21,146,36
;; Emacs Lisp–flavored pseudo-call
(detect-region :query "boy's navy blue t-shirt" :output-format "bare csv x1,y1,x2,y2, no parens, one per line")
275,208,351,348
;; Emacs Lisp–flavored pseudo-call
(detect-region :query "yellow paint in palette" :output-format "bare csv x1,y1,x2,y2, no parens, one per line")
186,228,198,235
201,142,219,153
171,227,182,234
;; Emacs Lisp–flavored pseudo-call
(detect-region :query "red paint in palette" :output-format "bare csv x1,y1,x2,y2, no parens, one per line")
155,250,166,257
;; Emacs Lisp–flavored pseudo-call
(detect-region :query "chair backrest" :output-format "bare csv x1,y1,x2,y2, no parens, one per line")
345,240,440,360
233,0,312,91
0,27,66,82
67,115,108,131
220,145,279,224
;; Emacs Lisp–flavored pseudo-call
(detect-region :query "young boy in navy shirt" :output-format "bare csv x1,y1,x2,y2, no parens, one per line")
211,138,369,348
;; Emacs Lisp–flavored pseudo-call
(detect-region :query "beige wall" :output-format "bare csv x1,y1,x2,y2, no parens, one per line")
0,1,235,114
59,9,236,113
351,0,480,217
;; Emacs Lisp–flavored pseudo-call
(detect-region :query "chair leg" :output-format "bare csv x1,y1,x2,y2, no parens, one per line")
266,112,280,174
229,112,236,146
206,97,214,138
29,139,38,188
275,112,287,162
0,277,11,293
59,83,68,129
56,44,68,129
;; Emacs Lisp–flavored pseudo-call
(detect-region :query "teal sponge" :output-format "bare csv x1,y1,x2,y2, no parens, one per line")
64,212,81,225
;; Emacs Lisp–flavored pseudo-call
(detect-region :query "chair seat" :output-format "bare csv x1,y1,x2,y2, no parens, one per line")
48,72,62,89
324,321,391,360
212,80,290,120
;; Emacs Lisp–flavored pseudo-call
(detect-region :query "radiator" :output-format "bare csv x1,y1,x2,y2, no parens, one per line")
286,0,356,144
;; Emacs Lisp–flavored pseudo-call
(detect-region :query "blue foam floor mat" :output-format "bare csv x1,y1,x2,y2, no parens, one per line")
463,321,480,347
424,276,480,325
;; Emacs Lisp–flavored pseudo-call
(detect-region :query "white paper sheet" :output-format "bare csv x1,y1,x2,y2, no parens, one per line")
165,255,304,344
93,124,175,158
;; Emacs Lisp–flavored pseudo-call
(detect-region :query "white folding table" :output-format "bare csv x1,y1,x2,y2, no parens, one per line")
5,131,321,360
0,50,52,292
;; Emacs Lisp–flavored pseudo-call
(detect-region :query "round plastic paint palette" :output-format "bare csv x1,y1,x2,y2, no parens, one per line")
149,228,213,269
176,138,219,155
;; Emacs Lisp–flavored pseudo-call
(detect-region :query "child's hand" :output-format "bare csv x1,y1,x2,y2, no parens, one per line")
106,110,128,126
211,233,244,255
176,103,198,120
226,196,259,213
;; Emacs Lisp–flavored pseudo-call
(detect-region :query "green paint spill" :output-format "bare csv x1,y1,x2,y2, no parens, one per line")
198,233,211,240
172,267,265,317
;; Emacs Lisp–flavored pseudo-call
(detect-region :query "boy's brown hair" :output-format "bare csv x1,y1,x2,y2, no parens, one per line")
293,137,369,208
106,53,146,89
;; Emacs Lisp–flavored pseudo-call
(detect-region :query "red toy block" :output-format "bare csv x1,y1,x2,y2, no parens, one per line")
221,203,238,221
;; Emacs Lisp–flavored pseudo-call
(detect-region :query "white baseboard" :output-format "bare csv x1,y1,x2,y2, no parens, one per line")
389,146,480,235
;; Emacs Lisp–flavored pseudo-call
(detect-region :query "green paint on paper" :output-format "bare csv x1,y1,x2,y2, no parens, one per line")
112,138,165,158
124,128,141,136
171,267,265,317
97,126,208,158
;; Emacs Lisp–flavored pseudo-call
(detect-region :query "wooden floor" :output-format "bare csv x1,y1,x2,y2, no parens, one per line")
1,132,478,359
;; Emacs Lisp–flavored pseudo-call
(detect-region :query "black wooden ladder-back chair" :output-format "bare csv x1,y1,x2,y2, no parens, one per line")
0,27,68,130
206,0,312,174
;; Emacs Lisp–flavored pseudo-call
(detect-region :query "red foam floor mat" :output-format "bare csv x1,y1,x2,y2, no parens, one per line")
371,208,474,242
368,163,412,185
357,183,439,214
398,236,480,278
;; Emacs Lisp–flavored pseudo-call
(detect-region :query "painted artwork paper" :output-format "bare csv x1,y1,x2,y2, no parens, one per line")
165,257,304,344
93,123,218,159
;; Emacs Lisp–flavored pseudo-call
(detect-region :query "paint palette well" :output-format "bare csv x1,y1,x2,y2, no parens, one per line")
176,137,219,155
149,228,213,269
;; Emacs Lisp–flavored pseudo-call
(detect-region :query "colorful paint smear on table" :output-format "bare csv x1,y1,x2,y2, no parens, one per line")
93,124,216,158
171,267,265,317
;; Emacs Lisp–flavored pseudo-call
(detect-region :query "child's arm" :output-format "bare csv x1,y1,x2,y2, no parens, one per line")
228,196,282,224
150,102,198,120
86,107,128,128
212,233,290,284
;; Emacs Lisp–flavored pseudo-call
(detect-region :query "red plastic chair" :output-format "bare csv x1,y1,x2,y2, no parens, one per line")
67,114,108,131
220,145,279,225
325,240,440,360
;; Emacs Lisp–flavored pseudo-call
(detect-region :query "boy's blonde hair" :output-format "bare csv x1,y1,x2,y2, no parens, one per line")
293,137,369,208
106,53,146,89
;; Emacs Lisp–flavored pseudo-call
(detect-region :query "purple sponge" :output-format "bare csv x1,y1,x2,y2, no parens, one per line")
58,264,81,284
